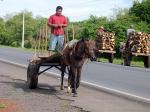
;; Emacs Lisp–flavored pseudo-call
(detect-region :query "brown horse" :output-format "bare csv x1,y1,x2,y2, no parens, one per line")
60,38,96,96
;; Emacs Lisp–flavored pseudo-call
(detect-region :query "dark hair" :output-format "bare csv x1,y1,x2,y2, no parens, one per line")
56,6,63,11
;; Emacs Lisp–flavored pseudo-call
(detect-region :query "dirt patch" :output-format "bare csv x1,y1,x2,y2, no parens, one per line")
0,99,23,112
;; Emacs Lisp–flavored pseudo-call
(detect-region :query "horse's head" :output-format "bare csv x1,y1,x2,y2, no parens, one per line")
84,39,97,61
75,38,97,61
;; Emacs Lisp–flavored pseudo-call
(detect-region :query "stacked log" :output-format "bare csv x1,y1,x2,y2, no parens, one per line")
96,32,115,51
128,32,150,54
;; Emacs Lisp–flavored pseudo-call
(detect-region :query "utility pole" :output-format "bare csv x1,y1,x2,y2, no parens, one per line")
22,12,25,48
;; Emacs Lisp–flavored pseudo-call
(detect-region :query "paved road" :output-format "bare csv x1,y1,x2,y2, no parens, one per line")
0,61,85,112
0,47,150,100
0,61,150,112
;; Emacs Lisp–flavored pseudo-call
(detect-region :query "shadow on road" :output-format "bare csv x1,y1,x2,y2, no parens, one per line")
0,75,60,95
0,74,75,101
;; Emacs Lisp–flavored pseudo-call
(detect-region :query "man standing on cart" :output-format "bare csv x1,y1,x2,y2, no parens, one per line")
96,25,105,36
126,25,135,39
48,6,68,55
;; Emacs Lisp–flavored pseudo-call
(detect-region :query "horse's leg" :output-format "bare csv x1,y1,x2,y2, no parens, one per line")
60,65,66,90
67,66,72,94
76,67,82,89
72,67,77,95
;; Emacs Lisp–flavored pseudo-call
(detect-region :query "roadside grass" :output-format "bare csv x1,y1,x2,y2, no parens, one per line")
0,104,6,109
97,57,144,68
0,45,33,52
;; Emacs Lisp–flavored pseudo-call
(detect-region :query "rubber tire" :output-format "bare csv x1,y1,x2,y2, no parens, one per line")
27,63,39,89
144,56,150,68
108,53,114,63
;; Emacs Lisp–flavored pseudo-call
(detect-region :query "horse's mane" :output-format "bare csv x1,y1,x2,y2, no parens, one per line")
73,38,89,60
62,38,90,64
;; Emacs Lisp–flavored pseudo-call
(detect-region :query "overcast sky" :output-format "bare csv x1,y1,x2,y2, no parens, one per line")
0,0,135,21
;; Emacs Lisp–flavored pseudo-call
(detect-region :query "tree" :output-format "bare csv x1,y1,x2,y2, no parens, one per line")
0,11,47,47
130,0,150,23
0,18,7,44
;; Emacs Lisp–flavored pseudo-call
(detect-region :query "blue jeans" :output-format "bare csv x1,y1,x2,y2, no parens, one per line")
49,34,64,52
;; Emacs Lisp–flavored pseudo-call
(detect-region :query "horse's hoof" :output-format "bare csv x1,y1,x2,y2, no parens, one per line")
73,93,78,97
67,86,71,94
72,89,76,93
60,86,64,90
67,91,71,95
72,89,77,95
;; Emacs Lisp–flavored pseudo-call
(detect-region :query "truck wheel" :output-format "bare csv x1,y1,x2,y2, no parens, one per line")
144,56,150,68
108,53,114,63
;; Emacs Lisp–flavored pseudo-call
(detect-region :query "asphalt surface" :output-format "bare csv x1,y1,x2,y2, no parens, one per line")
0,61,150,112
0,47,150,100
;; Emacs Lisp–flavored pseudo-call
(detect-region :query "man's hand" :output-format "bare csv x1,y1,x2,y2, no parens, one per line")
48,24,67,28
58,24,63,27
58,24,67,28
53,24,59,28
54,24,63,28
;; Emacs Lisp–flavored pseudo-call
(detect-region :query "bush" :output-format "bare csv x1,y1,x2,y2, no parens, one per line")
24,40,32,48
11,41,20,47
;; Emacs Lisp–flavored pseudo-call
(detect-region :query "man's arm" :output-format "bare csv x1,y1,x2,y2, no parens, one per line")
47,16,59,28
59,24,67,27
47,16,68,28
60,16,68,28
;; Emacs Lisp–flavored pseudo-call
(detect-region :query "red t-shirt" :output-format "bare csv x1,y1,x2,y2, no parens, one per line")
48,14,67,36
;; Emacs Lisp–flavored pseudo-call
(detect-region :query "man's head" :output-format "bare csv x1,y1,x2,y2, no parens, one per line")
100,26,104,29
130,25,134,28
56,6,63,16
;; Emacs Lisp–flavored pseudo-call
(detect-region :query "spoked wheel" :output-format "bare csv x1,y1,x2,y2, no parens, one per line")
144,56,150,68
27,63,40,89
108,53,114,63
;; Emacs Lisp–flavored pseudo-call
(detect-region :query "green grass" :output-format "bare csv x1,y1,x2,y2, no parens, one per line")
98,58,144,68
0,45,34,52
0,104,6,109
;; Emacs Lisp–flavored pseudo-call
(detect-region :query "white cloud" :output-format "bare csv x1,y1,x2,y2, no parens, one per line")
0,0,135,21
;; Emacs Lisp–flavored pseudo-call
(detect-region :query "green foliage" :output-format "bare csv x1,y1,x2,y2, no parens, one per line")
11,41,20,47
0,11,47,48
130,0,150,23
24,40,32,48
0,0,149,58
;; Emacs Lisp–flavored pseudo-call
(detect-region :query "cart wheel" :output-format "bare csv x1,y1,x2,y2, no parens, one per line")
108,53,114,63
144,56,150,68
27,63,39,89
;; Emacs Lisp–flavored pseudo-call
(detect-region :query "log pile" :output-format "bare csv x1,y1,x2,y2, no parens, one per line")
96,32,115,51
127,32,150,54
